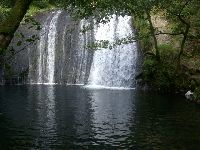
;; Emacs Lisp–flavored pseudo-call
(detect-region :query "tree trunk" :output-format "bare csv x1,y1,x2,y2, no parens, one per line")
177,25,190,65
0,0,33,49
177,15,190,69
146,10,160,61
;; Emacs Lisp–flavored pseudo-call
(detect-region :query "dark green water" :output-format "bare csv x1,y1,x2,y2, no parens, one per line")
0,85,200,149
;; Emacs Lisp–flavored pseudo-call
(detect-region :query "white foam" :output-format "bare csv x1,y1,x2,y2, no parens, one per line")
83,85,135,90
29,83,58,85
66,84,84,86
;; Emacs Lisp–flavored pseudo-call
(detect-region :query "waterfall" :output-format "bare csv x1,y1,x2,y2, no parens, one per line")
27,11,138,88
46,11,61,83
36,11,61,84
29,11,93,84
37,14,52,83
88,15,137,88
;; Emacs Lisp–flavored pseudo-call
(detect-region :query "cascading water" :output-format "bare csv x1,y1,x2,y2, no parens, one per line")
88,15,137,88
36,11,61,84
27,11,138,88
28,11,93,84
46,11,61,83
36,13,52,84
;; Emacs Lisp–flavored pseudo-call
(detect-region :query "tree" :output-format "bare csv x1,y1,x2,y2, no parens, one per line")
0,0,33,50
66,0,161,60
0,0,199,63
159,0,200,67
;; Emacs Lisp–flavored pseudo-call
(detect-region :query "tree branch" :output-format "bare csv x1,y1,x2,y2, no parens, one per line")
155,31,183,36
179,0,192,16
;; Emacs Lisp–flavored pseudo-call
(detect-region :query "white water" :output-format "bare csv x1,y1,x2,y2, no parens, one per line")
84,85,135,90
46,11,61,83
34,11,61,84
88,15,138,88
37,15,52,83
60,16,68,82
29,12,138,88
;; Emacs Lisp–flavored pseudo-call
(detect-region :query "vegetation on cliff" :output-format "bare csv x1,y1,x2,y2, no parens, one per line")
134,1,200,100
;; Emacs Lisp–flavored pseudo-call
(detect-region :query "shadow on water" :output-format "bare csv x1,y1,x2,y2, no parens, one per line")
0,85,200,149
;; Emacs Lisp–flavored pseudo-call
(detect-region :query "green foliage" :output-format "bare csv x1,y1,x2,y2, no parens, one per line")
32,0,49,9
143,56,171,89
0,5,11,22
133,16,153,52
142,53,190,91
27,0,56,16
86,34,136,51
23,16,41,30
16,41,22,46
161,0,200,44
0,0,15,7
0,48,7,55
143,57,157,81
158,44,178,60
194,87,200,100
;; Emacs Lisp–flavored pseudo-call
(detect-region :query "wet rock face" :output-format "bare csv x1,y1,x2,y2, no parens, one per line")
7,11,49,78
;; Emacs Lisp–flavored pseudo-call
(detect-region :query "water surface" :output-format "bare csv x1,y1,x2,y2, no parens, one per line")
0,85,200,149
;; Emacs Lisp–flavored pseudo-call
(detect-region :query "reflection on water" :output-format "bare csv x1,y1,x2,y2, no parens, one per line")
33,85,57,149
90,90,134,147
0,85,200,149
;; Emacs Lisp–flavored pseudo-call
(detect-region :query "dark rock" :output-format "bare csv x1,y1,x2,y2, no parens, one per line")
196,100,200,104
0,34,4,41
135,72,143,80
